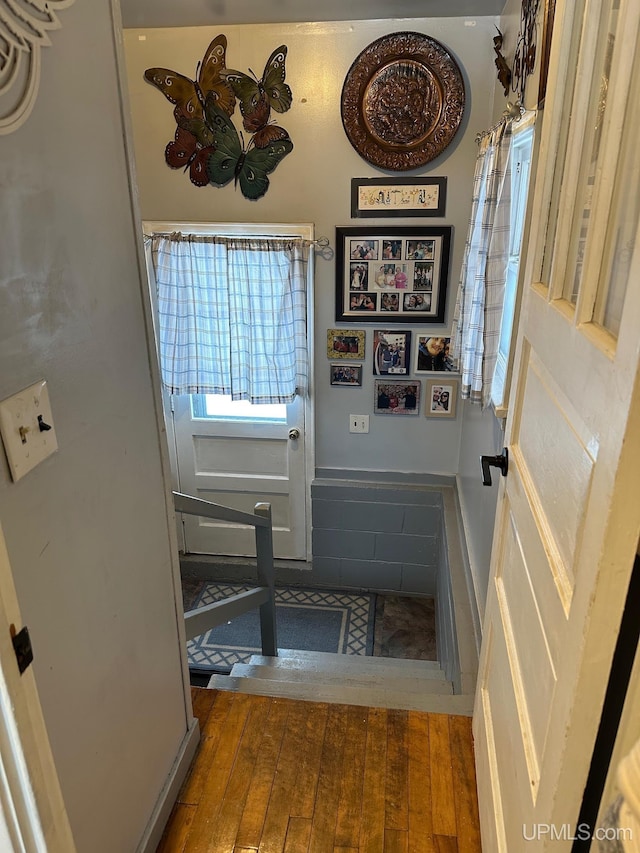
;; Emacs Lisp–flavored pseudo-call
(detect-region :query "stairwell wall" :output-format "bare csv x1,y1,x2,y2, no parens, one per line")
0,3,192,851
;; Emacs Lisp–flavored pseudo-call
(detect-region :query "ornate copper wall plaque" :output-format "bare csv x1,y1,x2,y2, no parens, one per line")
341,32,465,171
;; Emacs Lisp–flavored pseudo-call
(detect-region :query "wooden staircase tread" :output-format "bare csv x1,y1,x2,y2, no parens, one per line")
206,674,473,715
261,649,442,672
232,662,452,693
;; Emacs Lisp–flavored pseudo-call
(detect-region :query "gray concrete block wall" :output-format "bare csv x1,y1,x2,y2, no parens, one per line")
311,471,449,594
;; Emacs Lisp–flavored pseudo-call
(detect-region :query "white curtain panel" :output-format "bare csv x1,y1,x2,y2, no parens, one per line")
451,121,513,408
151,234,308,404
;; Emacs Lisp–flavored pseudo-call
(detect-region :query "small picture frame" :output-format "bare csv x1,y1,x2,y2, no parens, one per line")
330,363,362,386
327,329,365,360
374,379,421,415
351,177,447,218
425,378,459,419
336,226,451,324
413,335,458,373
372,330,411,376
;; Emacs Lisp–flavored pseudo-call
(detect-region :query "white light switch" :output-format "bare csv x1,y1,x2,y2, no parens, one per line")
0,381,58,481
349,414,369,434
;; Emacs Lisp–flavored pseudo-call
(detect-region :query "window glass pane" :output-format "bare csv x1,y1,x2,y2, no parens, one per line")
498,263,520,361
563,1,620,305
593,39,640,337
509,147,532,255
492,126,534,410
191,394,286,422
540,11,586,287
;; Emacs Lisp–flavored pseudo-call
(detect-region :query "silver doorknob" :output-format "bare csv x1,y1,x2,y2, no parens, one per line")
288,428,300,440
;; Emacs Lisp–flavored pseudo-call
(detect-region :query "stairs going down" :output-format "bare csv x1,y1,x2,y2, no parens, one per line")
207,649,474,714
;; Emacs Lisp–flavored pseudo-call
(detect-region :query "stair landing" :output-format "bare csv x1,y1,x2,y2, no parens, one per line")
207,649,474,715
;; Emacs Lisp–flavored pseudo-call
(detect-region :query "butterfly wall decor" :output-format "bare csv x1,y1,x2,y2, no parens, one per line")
144,37,294,199
221,45,292,147
144,34,235,123
165,107,216,187
205,102,293,201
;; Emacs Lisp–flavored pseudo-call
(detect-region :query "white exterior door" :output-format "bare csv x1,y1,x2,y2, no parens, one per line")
474,2,640,851
144,220,314,562
173,393,307,559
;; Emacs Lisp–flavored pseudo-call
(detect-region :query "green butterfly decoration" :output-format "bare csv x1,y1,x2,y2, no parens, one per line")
221,45,292,117
205,102,293,201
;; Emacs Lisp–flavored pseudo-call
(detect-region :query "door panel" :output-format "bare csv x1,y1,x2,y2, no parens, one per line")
474,1,640,849
481,620,540,819
496,513,557,769
174,393,307,559
514,346,596,597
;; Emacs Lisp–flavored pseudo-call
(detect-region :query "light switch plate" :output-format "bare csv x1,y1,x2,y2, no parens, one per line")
0,381,58,481
349,414,370,434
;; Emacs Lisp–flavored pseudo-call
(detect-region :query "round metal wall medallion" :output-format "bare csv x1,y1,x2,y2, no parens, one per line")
341,32,465,171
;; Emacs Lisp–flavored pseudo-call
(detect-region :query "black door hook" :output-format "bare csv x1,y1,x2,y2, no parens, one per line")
480,448,509,486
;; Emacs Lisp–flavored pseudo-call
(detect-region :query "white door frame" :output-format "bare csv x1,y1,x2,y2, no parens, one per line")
0,522,76,852
143,220,316,562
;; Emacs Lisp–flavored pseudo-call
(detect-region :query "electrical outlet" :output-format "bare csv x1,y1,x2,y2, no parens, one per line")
349,414,369,434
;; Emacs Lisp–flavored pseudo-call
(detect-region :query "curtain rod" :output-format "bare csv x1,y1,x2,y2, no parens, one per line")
143,232,329,249
475,100,526,144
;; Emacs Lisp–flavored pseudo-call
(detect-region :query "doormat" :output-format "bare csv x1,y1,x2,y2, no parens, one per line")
186,582,375,673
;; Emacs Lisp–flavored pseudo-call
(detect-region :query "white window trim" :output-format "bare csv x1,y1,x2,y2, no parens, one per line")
491,112,537,419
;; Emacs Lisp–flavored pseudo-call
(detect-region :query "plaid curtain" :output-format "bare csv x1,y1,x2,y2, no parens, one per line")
451,122,513,408
151,234,309,404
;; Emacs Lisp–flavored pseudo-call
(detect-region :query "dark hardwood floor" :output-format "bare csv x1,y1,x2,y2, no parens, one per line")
156,688,482,852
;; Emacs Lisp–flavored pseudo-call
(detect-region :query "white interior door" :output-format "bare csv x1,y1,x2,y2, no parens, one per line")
173,392,307,559
474,2,640,850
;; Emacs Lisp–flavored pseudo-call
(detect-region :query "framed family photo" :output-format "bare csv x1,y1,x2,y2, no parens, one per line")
425,378,459,419
327,329,365,360
374,379,421,415
336,226,451,324
372,329,411,376
413,334,458,373
330,363,363,386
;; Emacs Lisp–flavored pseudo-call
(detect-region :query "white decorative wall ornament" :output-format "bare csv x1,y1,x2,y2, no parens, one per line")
0,0,75,135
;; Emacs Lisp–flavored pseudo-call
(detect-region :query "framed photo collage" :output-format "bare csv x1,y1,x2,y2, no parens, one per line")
335,225,452,324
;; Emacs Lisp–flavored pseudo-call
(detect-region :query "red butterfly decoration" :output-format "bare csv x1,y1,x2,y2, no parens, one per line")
239,91,290,148
164,125,213,187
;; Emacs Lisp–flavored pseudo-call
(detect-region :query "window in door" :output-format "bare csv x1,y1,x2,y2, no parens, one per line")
192,395,286,422
542,0,636,351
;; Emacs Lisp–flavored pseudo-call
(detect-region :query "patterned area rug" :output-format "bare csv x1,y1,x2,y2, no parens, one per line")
186,582,375,672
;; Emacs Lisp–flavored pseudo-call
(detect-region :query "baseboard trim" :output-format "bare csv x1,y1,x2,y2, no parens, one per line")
442,484,480,695
136,718,200,853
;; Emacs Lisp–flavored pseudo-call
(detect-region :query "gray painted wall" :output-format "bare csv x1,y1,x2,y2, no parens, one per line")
0,3,189,850
311,471,449,594
456,404,503,618
454,0,530,622
123,17,499,477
